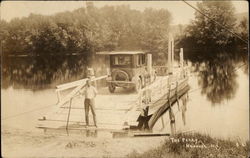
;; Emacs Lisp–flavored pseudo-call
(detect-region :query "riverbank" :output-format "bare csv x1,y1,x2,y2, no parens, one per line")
127,133,249,158
2,127,249,158
1,127,164,157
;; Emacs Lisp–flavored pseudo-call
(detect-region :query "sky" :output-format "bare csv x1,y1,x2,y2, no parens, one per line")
1,1,249,25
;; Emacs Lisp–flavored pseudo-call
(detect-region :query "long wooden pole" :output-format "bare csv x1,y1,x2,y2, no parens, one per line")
168,34,172,74
176,81,180,111
66,98,73,130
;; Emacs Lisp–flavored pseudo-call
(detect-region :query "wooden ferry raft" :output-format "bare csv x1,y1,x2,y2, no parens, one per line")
37,66,189,130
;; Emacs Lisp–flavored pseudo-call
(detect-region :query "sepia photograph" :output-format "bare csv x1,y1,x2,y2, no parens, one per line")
1,1,249,157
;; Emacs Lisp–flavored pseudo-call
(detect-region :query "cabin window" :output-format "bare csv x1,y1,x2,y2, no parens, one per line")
111,55,131,66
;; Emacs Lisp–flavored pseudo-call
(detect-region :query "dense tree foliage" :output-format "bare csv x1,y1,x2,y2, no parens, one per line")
180,1,238,48
173,1,248,104
1,3,172,89
237,16,249,45
1,4,172,56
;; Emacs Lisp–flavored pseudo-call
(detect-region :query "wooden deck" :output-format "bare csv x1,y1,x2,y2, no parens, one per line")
37,67,189,130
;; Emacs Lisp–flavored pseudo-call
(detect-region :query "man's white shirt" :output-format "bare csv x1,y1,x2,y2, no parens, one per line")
84,86,98,99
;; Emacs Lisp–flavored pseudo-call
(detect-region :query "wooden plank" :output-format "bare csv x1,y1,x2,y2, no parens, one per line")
148,85,189,129
56,79,88,91
56,75,107,92
153,66,168,68
38,119,125,125
66,98,73,129
133,133,170,137
37,119,129,130
60,107,133,111
107,81,135,84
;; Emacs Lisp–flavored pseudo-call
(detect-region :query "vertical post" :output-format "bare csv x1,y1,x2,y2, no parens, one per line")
66,98,73,130
57,91,62,103
165,77,168,92
145,81,150,104
168,84,171,108
160,78,163,95
106,68,110,87
147,78,152,103
180,48,184,68
176,81,180,111
171,36,175,69
106,67,110,76
147,54,152,82
149,87,152,103
139,90,142,109
168,34,173,74
94,77,97,88
167,76,169,90
180,48,184,79
161,116,165,129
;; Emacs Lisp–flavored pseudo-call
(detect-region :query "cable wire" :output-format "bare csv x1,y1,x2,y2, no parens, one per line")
1,103,55,121
182,0,248,44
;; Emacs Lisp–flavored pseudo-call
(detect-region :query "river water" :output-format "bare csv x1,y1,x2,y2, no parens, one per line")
153,67,249,141
1,51,249,141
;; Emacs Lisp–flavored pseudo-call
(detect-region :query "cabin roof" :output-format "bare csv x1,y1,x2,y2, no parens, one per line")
96,51,145,55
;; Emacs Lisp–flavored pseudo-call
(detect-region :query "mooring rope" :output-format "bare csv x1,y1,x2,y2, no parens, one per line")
1,103,55,121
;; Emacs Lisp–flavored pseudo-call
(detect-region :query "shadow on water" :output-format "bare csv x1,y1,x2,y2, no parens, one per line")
187,48,248,105
41,127,139,138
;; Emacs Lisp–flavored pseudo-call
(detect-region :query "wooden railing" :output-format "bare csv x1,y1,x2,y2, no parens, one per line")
123,65,189,124
55,75,108,108
153,66,169,76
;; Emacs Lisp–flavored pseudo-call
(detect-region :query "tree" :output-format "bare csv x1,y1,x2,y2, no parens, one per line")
1,3,173,88
237,16,248,45
140,8,172,64
186,1,237,47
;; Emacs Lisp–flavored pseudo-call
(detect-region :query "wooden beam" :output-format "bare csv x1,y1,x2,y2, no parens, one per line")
153,66,168,68
107,80,135,84
148,85,189,129
180,48,184,68
133,133,170,137
168,34,173,74
56,79,88,91
56,75,107,92
66,98,73,130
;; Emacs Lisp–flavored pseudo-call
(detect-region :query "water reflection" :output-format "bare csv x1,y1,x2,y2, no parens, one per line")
65,129,98,137
86,129,98,137
189,50,248,105
180,94,188,125
2,56,87,89
2,54,109,90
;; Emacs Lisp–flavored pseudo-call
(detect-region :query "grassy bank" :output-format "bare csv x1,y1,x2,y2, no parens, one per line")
127,133,249,158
